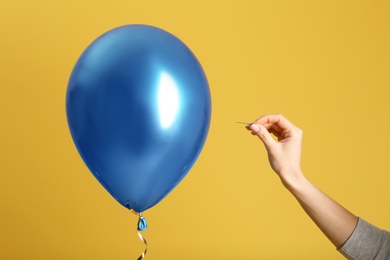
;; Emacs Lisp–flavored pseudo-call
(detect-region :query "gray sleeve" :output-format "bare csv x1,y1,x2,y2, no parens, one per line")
338,218,390,260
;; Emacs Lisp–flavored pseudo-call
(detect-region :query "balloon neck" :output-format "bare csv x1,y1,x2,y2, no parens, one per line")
137,216,148,231
130,209,148,231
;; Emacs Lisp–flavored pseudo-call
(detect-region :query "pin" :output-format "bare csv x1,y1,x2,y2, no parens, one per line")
236,122,253,125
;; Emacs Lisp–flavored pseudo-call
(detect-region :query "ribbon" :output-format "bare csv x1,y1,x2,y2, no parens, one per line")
136,230,147,260
131,209,148,259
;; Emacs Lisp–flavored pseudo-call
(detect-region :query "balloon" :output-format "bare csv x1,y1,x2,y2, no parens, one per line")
66,24,211,213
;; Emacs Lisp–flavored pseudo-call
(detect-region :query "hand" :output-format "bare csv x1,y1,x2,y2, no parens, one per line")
246,114,358,248
246,114,304,185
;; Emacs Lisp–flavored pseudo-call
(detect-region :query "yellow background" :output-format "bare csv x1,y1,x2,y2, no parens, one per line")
1,1,389,259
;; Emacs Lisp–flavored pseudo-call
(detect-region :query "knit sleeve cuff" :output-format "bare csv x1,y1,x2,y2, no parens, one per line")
338,218,389,260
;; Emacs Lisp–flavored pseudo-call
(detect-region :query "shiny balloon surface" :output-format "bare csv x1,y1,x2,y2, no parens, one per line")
66,25,211,213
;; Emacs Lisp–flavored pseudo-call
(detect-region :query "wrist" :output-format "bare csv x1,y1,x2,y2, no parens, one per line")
279,168,308,192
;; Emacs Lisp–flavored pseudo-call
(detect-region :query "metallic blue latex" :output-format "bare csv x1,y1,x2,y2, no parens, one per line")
66,25,211,213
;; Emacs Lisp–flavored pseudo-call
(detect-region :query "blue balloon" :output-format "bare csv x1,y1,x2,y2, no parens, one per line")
66,24,211,213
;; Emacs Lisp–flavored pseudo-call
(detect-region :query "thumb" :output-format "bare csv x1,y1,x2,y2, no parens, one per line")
249,124,276,150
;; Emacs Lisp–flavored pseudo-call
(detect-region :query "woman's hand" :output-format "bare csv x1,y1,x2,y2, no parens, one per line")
246,114,304,186
245,114,358,248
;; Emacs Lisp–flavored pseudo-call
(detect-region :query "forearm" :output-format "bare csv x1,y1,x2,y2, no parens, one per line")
246,115,359,248
281,170,358,248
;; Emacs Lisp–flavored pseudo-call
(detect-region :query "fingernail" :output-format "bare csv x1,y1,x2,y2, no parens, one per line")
249,124,259,132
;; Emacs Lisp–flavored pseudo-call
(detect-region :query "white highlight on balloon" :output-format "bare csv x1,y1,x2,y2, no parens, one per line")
158,72,180,129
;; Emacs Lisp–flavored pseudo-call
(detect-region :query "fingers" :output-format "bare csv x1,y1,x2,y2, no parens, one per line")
245,114,301,143
254,114,294,131
248,123,276,150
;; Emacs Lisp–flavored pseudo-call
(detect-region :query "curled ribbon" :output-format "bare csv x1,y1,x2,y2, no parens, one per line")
131,210,148,259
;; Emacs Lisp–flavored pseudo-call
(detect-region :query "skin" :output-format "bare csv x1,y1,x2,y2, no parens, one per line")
246,114,358,248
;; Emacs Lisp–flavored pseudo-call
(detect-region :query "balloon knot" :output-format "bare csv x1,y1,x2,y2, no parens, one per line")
137,216,148,231
130,209,148,231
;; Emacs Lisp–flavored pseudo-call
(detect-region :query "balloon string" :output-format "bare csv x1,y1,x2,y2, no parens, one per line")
136,231,148,260
130,209,148,259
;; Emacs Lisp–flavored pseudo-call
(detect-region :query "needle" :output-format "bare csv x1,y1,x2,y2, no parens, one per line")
236,121,253,125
